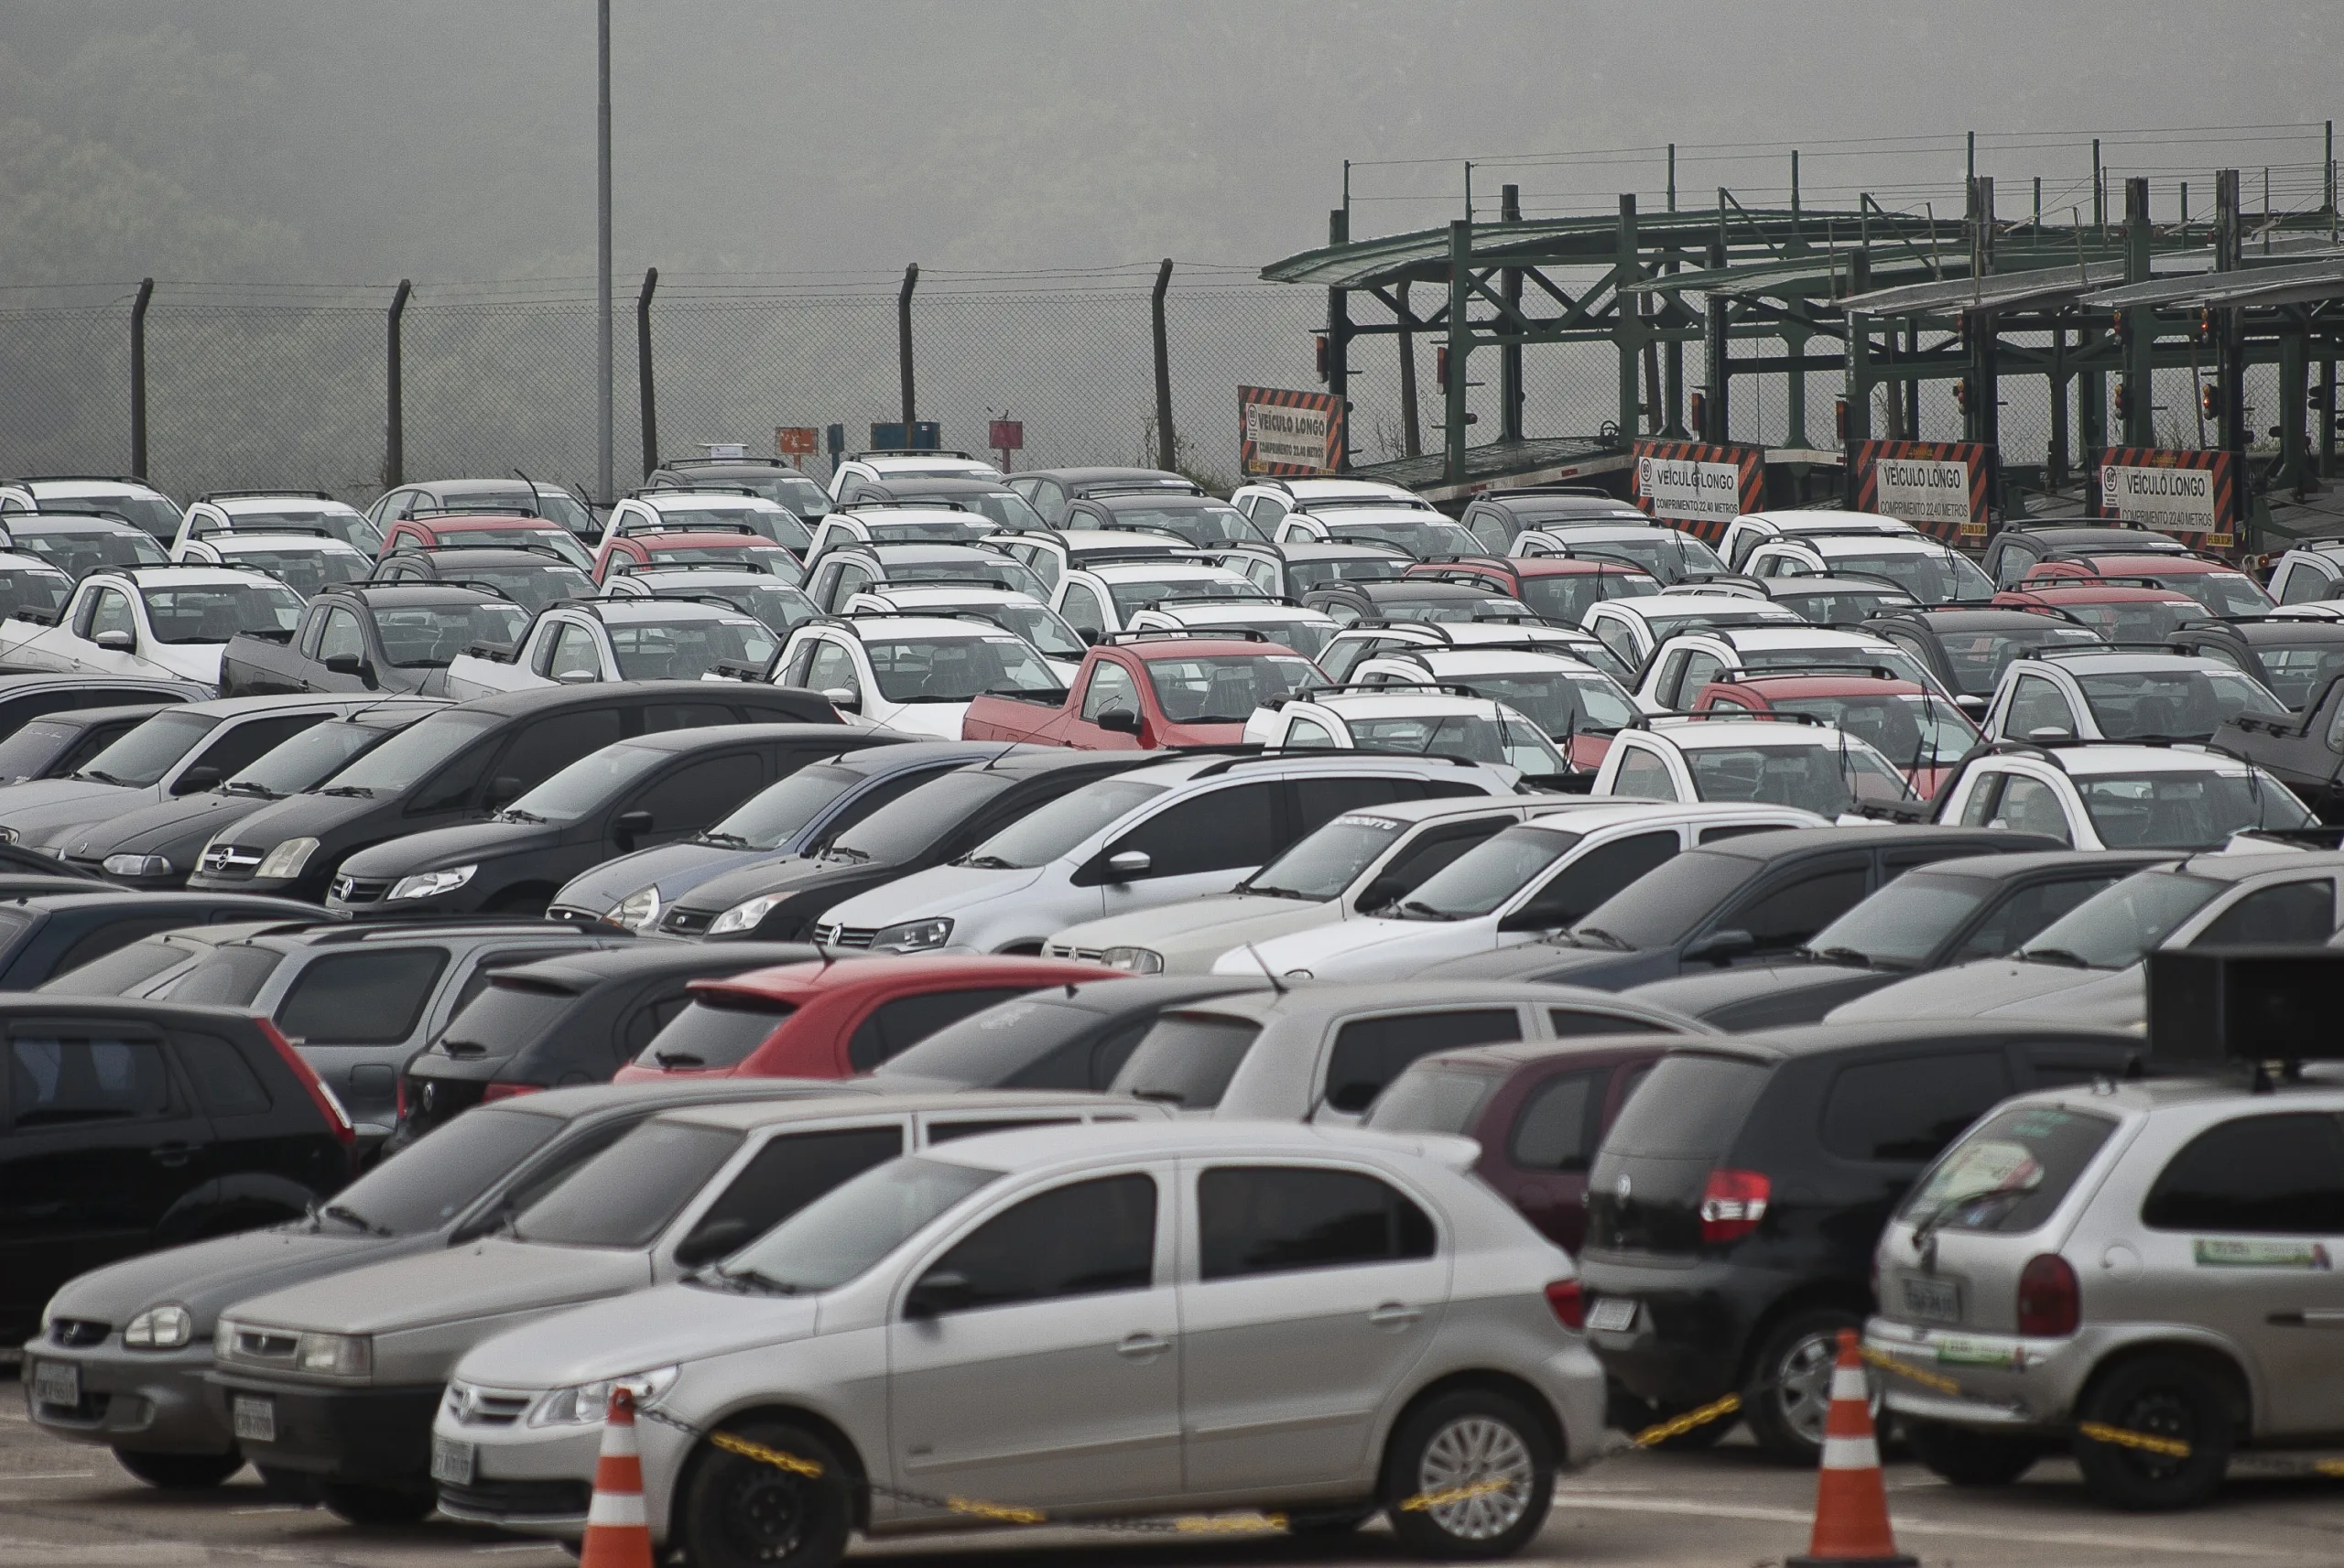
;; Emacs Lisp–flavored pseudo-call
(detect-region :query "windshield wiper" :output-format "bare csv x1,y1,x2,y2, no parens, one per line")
820,845,872,863
73,769,129,787
2020,946,2098,969
695,829,751,849
319,784,375,797
956,854,1015,870
321,1204,390,1236
653,1050,704,1068
1130,1088,1188,1106
1239,884,1318,901
1396,898,1455,922
222,780,279,798
1807,946,1877,968
1570,925,1629,949
497,806,546,824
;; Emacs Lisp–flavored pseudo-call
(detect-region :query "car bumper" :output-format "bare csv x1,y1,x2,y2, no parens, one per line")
202,1372,442,1481
1863,1315,2109,1435
433,1399,684,1543
23,1340,231,1454
1538,1340,1611,1470
1577,1254,1768,1410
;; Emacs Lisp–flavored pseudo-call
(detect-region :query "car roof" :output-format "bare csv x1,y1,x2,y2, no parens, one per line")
863,543,1009,565
696,953,1113,1002
628,532,792,551
1406,1033,1682,1072
875,973,1266,1024
608,721,854,754
1145,602,1328,622
1509,799,1809,834
234,917,635,954
618,568,787,590
1792,535,1950,557
1710,672,1924,696
1120,636,1303,661
401,546,583,568
861,585,1026,604
663,1087,1123,1134
1871,608,2087,633
404,513,547,527
2015,650,2226,674
1673,1017,2141,1065
1888,848,2177,882
1160,980,1707,1028
11,513,148,534
591,597,748,624
1676,625,1893,650
475,941,824,993
923,1119,1480,1173
811,739,1030,774
1244,541,1409,561
642,491,787,511
1375,647,1598,673
213,494,365,515
2024,742,2273,776
1669,823,2027,862
1090,561,1246,580
1491,556,1651,578
1307,690,1512,719
6,701,176,727
2002,582,2196,602
1353,580,1501,600
442,679,819,720
2204,620,2344,645
2060,554,2232,573
2139,848,2344,883
1605,597,1796,623
1643,717,1858,750
1738,510,1913,530
0,889,313,916
323,584,503,608
823,614,1019,640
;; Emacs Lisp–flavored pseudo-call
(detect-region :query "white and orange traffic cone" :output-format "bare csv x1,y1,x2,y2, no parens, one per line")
578,1386,654,1568
1787,1329,1916,1568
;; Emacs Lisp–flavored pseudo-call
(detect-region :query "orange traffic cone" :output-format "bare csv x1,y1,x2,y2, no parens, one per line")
578,1386,655,1568
1787,1330,1916,1568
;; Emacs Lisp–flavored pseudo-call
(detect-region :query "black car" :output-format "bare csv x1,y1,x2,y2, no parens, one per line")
873,974,1267,1091
1210,540,1412,601
1419,826,2066,990
0,996,358,1345
1624,849,2170,1029
326,724,842,918
1065,491,1265,548
1007,466,1198,526
221,585,526,699
0,674,205,755
395,942,822,1142
1302,578,1537,627
646,457,834,524
366,546,596,613
0,701,193,787
1862,605,2109,706
1980,518,2190,587
1580,1020,2143,1463
2166,615,2344,712
665,747,1167,939
0,890,323,989
835,476,1047,532
184,683,839,903
57,700,448,888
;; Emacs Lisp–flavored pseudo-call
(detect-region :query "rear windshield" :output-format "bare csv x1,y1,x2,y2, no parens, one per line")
1599,1053,1769,1158
1109,1012,1263,1109
1364,1065,1504,1136
1898,1103,2119,1235
0,719,81,782
437,979,581,1060
167,944,287,1008
512,1119,743,1249
38,936,193,995
325,1105,565,1235
634,992,795,1070
876,997,1095,1087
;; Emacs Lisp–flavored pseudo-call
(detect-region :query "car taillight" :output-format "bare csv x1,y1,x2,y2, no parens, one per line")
1544,1280,1584,1330
2016,1253,2079,1336
395,1075,407,1119
257,1017,354,1148
1698,1168,1771,1244
482,1082,546,1103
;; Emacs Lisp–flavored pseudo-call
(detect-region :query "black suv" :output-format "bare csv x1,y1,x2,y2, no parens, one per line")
1582,1021,2143,1464
185,683,839,903
0,997,356,1344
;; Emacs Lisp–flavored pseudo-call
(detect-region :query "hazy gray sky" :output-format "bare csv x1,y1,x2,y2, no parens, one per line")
4,1,2340,285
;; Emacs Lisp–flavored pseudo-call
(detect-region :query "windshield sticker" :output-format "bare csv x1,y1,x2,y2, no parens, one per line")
2194,1238,2333,1269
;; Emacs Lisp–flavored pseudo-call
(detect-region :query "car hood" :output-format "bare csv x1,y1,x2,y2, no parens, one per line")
209,788,393,849
43,1225,420,1330
58,792,265,861
668,852,892,918
819,861,1043,927
455,1281,821,1390
874,703,971,741
227,1238,651,1337
553,838,761,914
1051,892,1334,954
1416,940,1669,989
1627,960,1895,1030
1825,957,2126,1024
0,777,142,826
337,818,565,879
1224,914,1451,977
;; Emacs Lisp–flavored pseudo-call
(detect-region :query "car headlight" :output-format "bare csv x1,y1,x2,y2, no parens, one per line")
296,1331,371,1378
255,837,319,880
103,853,173,879
708,894,780,935
871,917,953,952
529,1366,678,1427
0,827,18,845
387,864,476,901
123,1303,193,1350
613,886,661,930
1102,946,1164,974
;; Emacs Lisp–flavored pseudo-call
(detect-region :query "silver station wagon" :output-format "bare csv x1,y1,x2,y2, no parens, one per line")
435,1120,1605,1564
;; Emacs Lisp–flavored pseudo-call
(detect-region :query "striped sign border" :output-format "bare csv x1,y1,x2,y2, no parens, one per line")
2087,446,2241,552
1847,438,1993,545
1238,385,1345,477
1629,439,1764,542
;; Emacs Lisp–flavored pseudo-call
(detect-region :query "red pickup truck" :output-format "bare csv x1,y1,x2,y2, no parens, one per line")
960,631,1323,749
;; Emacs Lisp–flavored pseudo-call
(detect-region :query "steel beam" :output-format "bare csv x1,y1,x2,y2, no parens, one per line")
1500,185,1525,441
1446,219,1470,482
1328,209,1352,470
2123,178,2154,446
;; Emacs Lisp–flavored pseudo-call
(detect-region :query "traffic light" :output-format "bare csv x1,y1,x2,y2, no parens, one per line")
1953,310,1970,349
2196,307,2218,347
2114,384,2133,421
1953,379,1972,416
1834,397,1849,442
2201,382,2223,420
1435,345,1450,394
2111,309,2130,350
1314,335,1329,383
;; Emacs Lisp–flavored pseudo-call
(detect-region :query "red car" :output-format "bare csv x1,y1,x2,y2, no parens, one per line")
1404,555,1660,628
1991,579,2209,643
611,954,1118,1081
592,526,808,584
1691,668,1980,796
2020,552,2272,618
961,632,1323,749
379,512,595,569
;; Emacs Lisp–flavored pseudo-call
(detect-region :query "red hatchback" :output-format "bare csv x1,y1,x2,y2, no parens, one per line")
2020,552,2272,618
1991,579,2208,643
379,512,595,569
610,954,1119,1081
1690,668,1980,796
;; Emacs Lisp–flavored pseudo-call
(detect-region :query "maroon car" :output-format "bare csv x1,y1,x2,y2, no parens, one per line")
1363,1035,1675,1252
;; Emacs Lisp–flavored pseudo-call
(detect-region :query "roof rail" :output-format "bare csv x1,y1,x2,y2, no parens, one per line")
848,449,981,461
634,482,765,500
196,489,340,504
1303,496,1438,514
1101,627,1271,645
1187,746,1485,778
1647,708,1829,728
1710,664,1916,685
2013,641,2180,660
607,558,780,578
658,455,794,470
207,523,340,541
615,520,761,536
1298,678,1487,700
298,912,634,944
5,473,152,486
1084,482,1206,499
373,578,517,601
407,505,544,520
837,499,973,514
2007,576,2186,593
1481,484,1619,500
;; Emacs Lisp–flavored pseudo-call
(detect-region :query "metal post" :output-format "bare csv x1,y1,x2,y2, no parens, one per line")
2123,178,2154,446
2216,169,2247,465
1150,258,1176,470
897,263,918,432
1326,209,1351,470
1666,143,1677,211
2092,138,2104,237
1704,235,1730,443
595,0,613,504
1615,195,1643,439
1397,281,1422,459
635,267,658,479
385,280,411,489
1446,220,1470,483
2322,352,2337,479
1499,185,1524,442
129,277,153,478
1845,252,1873,444
2047,327,2069,487
2282,327,2310,492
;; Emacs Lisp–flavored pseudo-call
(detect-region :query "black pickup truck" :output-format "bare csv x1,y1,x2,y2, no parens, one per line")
221,584,529,697
2213,668,2344,821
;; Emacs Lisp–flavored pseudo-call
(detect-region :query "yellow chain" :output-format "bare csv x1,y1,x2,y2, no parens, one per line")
1630,1392,1742,1447
1171,1511,1290,1532
1398,1478,1514,1511
707,1432,825,1478
1858,1344,1964,1396
945,1495,1048,1525
2078,1421,2191,1459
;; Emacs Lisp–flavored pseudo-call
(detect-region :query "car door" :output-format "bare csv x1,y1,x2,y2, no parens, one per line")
1607,741,1685,800
2000,673,2082,741
310,607,373,691
80,588,141,674
1080,781,1280,919
888,1166,1179,1508
800,638,863,713
611,750,766,856
1070,658,1144,748
1177,1160,1448,1493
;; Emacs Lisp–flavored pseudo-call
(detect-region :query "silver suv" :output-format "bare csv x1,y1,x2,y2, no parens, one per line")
1866,1075,2344,1509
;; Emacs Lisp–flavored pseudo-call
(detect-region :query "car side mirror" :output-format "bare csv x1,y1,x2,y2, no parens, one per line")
1954,694,1987,716
1499,900,1574,934
1105,849,1151,881
613,808,654,848
1683,928,1756,965
92,629,134,651
323,654,364,676
1079,627,1102,646
820,687,861,713
904,1268,971,1320
673,1217,754,1269
2025,725,2074,742
1325,1079,1380,1114
174,765,222,794
485,774,525,809
1094,708,1141,735
554,667,602,685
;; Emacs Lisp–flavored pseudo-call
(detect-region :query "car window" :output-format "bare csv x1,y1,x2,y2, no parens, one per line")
1724,860,1872,950
87,589,136,642
1198,1165,1435,1280
539,622,601,681
635,993,795,1070
1666,651,1727,708
675,1125,906,1267
1550,1005,1674,1036
50,914,208,978
183,713,330,791
1507,1069,1602,1172
2191,879,2337,946
1900,1103,2120,1234
1323,1008,1521,1113
5,1034,172,1125
1821,1052,2013,1162
916,1173,1157,1311
618,992,695,1065
627,752,765,832
2143,1112,2344,1235
1102,782,1276,879
1951,873,2125,961
495,708,625,795
2006,675,2079,740
1110,1011,1261,1109
803,640,860,697
845,987,1039,1073
276,947,450,1044
513,1120,744,1249
1059,581,1107,634
1611,745,1679,800
318,609,368,663
1976,773,2073,843
1515,830,1682,929
1079,661,1141,720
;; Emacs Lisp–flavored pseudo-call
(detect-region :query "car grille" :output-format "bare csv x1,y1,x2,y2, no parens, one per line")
331,875,391,903
443,1381,537,1428
225,1326,299,1367
437,1476,592,1519
49,1318,109,1347
1044,941,1106,962
660,907,714,935
812,923,874,949
199,843,264,877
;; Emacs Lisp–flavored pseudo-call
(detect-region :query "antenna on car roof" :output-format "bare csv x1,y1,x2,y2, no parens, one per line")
1240,942,1286,997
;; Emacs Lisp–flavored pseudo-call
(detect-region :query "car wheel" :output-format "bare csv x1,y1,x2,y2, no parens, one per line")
315,1479,434,1525
1904,1420,2040,1486
2072,1356,2234,1510
111,1446,244,1489
1743,1307,1872,1465
1383,1389,1554,1560
678,1418,854,1568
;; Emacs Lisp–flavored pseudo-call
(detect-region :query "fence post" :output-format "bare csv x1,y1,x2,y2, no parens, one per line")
1500,184,1524,442
129,277,154,478
1326,209,1350,470
898,264,919,432
636,267,659,479
1150,258,1177,470
385,280,412,490
1445,219,1470,483
1397,280,1422,459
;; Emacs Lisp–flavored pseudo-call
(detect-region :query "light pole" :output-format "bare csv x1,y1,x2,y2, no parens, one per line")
595,0,613,504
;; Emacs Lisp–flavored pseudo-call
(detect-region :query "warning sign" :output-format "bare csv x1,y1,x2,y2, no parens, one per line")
1239,386,1344,476
1849,439,1992,541
2089,448,2239,548
1630,439,1763,537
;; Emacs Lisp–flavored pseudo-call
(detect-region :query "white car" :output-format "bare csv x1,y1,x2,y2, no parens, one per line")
1933,740,2317,850
442,599,783,700
813,752,1513,956
0,474,184,541
805,504,999,561
1979,648,2288,743
825,449,1003,500
0,565,306,689
1052,559,1268,640
1222,799,1825,981
1231,474,1422,532
1123,600,1341,660
1579,590,1806,672
174,490,383,554
1273,504,1482,561
1351,647,1641,748
989,528,1195,594
605,487,813,555
1633,622,1953,711
843,585,1088,677
768,614,1063,740
1743,529,1997,606
1243,687,1570,776
1506,523,1732,585
1718,508,1917,572
1320,619,1637,686
602,567,820,639
1045,794,1588,974
173,530,376,598
436,1119,1605,1562
1593,714,1921,818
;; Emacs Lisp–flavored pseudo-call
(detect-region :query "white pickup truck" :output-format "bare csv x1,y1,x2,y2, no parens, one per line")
440,595,787,700
0,565,307,691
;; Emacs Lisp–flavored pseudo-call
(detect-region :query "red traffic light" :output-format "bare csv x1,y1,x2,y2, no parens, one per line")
1435,345,1450,394
2201,382,2222,418
1314,335,1329,383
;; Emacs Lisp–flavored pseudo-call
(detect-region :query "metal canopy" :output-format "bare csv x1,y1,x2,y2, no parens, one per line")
1618,252,1947,300
2081,257,2344,310
1840,260,2126,317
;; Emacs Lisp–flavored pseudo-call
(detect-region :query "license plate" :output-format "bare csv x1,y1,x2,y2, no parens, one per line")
30,1361,79,1409
1587,1296,1639,1333
1900,1274,1962,1325
430,1437,476,1487
231,1395,277,1444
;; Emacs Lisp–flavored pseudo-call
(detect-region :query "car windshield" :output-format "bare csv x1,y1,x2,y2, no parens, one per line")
373,601,531,666
528,491,596,535
713,1155,1000,1294
74,709,220,787
1516,570,1660,624
2252,643,2344,709
1773,587,1916,626
1552,529,1727,583
960,778,1167,868
0,565,72,619
1450,667,1639,737
1683,738,1915,814
1110,1011,1263,1108
1638,606,1799,644
875,997,1096,1087
0,718,81,782
222,509,381,551
930,492,1046,531
1100,500,1263,546
508,741,676,823
226,717,413,798
1287,555,1407,592
2038,596,2200,643
652,505,811,551
10,525,169,573
219,544,373,596
53,492,179,537
857,517,1000,546
318,1104,566,1234
436,527,593,568
828,770,1014,861
1243,812,1414,900
140,582,306,644
440,563,594,613
1103,576,1264,619
1572,848,1763,948
2076,769,2315,849
932,600,1084,659
864,634,1061,702
690,581,819,636
707,763,860,849
1394,826,1582,919
2074,667,2288,739
633,993,795,1069
1328,518,1479,558
890,557,1047,597
1818,550,1995,604
1145,654,1318,722
511,1120,744,1249
1349,710,1566,773
1758,693,1978,769
1365,1065,1504,1134
607,615,780,681
2162,569,2273,618
722,473,832,519
1804,871,1991,968
318,710,498,795
646,544,803,584
1899,1103,2121,1236
37,934,201,994
2017,870,2227,968
167,943,286,1007
1927,622,2107,695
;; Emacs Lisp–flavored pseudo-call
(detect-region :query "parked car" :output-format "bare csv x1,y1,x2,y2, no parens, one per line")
1318,618,1637,687
1578,591,1807,669
1689,670,1978,795
21,1078,855,1489
1063,488,1264,546
1303,577,1536,628
1979,518,2191,586
365,546,595,613
215,1090,1150,1522
1404,554,1661,629
2212,672,2344,821
1453,486,1652,555
805,504,1000,560
1933,739,2316,849
2,474,188,542
367,480,597,543
0,693,206,785
1859,604,2106,708
377,510,594,570
2019,552,2272,618
0,995,355,1347
36,918,296,1000
1211,538,1412,600
1229,472,1420,530
186,683,839,903
435,1119,1599,1561
601,566,819,642
1743,529,1997,605
988,529,1199,596
0,550,79,625
1590,713,1921,818
1991,579,2212,643
833,475,1047,532
1351,646,1641,767
1718,510,1918,572
1050,557,1271,639
1008,464,1199,524
2163,614,2344,712
1275,504,1483,561
1580,1021,2142,1461
841,584,1087,676
1979,648,2287,744
1123,598,1341,661
761,613,1061,740
443,597,787,700
593,524,808,587
827,448,1004,498
601,487,813,557
1757,575,1921,628
173,490,384,556
174,529,376,597
2,511,173,573
1632,623,1952,711
1511,522,1734,586
645,456,832,523
222,585,526,697
871,975,1264,1092
801,542,1044,611
1,565,309,689
613,954,1118,1082
962,632,1319,750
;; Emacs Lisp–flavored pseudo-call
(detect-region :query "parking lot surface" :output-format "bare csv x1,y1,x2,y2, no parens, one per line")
7,1395,2343,1568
